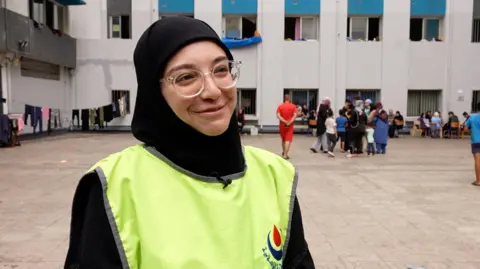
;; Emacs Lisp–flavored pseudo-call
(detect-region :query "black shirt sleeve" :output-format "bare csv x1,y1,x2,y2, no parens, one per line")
64,173,315,269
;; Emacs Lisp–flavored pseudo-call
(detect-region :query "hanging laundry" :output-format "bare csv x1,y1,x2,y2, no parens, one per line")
119,96,127,117
89,109,96,128
51,109,61,128
113,101,120,118
81,109,89,131
42,107,50,120
24,105,43,133
0,115,10,144
103,104,113,122
72,109,80,128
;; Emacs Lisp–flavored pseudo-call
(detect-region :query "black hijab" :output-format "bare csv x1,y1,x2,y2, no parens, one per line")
131,17,244,177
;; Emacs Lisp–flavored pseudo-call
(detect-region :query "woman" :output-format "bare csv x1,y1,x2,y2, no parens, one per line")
393,111,404,138
237,108,245,134
417,112,428,137
368,102,389,154
346,99,367,157
64,17,315,269
310,97,331,153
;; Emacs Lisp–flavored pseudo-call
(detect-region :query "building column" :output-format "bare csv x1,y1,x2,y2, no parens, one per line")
381,0,410,114
257,0,284,126
1,63,11,114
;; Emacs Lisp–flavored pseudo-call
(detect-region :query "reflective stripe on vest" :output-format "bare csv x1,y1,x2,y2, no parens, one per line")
89,144,297,269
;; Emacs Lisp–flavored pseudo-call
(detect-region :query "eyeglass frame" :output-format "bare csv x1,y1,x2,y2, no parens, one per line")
161,60,242,98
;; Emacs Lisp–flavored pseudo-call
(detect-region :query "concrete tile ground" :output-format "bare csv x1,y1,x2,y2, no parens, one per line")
0,133,479,269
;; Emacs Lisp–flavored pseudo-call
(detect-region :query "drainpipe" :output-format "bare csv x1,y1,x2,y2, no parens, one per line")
444,0,452,116
256,0,263,130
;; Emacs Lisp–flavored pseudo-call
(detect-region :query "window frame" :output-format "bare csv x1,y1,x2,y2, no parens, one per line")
109,15,122,39
284,16,319,40
236,88,257,116
348,16,369,41
472,18,480,43
283,89,319,116
30,0,46,24
410,17,443,41
406,90,441,117
111,90,131,114
221,15,257,39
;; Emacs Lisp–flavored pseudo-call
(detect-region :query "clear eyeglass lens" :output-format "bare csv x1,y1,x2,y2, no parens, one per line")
173,61,240,97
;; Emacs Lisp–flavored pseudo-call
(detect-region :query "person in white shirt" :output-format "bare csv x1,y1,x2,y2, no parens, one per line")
325,110,337,157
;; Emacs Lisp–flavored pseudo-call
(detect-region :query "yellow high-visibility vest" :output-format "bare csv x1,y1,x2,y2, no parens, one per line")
88,144,297,269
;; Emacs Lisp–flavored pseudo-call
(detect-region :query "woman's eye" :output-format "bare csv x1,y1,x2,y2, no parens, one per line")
175,72,198,83
213,65,229,74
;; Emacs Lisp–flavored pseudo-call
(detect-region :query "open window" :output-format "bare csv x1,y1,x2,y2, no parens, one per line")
284,17,318,40
109,15,131,39
45,1,65,31
283,89,318,111
29,0,45,24
237,89,257,115
112,90,131,114
473,19,480,42
346,17,381,41
222,16,257,39
410,18,443,41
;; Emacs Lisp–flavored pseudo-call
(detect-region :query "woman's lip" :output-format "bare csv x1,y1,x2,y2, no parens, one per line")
195,105,225,114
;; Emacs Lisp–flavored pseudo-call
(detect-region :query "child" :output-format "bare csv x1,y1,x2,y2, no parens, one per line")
366,122,375,156
336,109,347,152
325,110,337,157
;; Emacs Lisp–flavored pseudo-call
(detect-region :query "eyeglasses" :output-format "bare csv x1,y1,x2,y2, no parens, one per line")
163,60,242,98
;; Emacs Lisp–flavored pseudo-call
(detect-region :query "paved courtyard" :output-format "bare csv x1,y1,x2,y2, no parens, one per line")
0,133,479,269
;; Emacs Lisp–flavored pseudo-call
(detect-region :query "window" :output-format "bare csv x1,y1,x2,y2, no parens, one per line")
45,1,64,31
346,90,380,104
109,15,131,39
222,16,256,39
283,89,318,111
472,19,480,42
112,90,131,114
237,89,256,115
21,58,60,81
407,90,441,116
29,0,45,24
410,18,442,41
471,91,480,112
284,17,318,40
346,17,381,41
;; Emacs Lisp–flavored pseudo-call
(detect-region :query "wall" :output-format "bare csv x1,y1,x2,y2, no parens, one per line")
8,64,72,134
5,0,29,17
70,0,480,127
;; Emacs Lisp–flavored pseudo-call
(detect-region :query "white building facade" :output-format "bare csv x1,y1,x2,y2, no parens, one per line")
1,0,80,134
69,0,480,128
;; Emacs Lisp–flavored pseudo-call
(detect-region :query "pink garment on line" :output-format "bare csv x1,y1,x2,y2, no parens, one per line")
17,118,24,132
42,107,50,120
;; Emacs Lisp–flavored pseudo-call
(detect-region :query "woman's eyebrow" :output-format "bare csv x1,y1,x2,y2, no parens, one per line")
212,56,228,65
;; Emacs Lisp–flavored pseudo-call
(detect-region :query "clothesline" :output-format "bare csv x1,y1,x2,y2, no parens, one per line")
9,97,127,114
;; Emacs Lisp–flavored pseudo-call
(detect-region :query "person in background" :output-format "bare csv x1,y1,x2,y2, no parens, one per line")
368,103,389,154
307,109,316,136
364,99,372,116
365,122,375,156
346,98,366,157
445,111,459,136
237,108,245,134
336,109,348,152
64,17,315,269
277,95,298,159
393,111,404,138
417,112,428,137
463,112,470,125
325,109,337,157
464,103,480,187
310,97,331,154
431,112,442,138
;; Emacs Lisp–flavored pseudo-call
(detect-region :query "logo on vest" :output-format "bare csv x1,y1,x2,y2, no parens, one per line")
262,225,283,269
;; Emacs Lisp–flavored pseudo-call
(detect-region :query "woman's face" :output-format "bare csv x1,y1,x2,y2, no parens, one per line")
162,41,237,136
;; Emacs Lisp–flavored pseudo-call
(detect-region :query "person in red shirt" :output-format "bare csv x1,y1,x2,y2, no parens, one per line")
276,95,298,159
